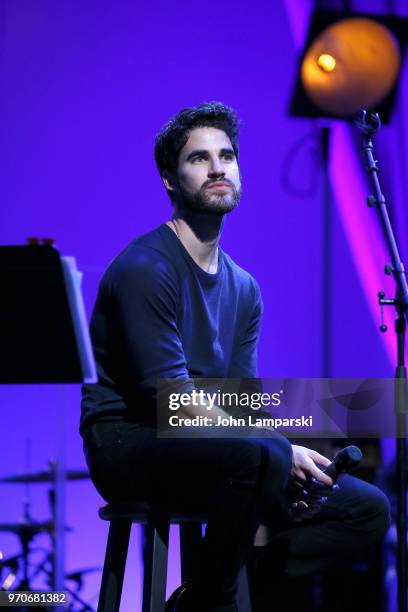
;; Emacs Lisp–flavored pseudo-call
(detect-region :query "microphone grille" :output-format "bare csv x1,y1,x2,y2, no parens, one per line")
338,445,363,470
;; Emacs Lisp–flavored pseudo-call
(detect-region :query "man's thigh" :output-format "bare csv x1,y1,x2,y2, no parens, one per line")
84,421,284,505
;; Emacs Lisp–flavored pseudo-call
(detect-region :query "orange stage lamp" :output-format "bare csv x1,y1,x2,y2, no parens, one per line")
290,10,408,123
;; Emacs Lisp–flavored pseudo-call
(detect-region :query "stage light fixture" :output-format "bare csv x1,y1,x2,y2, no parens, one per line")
290,9,408,123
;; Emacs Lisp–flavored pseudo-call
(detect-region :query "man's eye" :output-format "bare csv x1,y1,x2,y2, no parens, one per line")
191,155,205,163
221,153,234,161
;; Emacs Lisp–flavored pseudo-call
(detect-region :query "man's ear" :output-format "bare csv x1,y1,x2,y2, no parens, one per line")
162,171,175,194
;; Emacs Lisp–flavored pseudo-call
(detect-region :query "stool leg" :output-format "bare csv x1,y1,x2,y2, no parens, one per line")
98,519,132,612
142,522,169,612
179,523,202,583
237,565,251,612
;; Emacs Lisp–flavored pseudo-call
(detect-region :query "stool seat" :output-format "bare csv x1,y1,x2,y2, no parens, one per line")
99,502,207,524
97,501,251,612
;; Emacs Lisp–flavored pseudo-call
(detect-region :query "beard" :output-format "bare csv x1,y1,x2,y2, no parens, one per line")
177,178,242,216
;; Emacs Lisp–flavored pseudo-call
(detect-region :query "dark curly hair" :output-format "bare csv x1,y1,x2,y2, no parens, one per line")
154,102,240,200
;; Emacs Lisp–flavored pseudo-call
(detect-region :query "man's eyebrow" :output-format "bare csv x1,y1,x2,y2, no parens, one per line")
185,149,208,161
185,147,235,161
220,147,235,156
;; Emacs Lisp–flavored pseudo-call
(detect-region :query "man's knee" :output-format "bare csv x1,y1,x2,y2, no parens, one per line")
354,481,391,542
224,435,292,486
254,435,293,496
366,485,391,540
262,435,293,480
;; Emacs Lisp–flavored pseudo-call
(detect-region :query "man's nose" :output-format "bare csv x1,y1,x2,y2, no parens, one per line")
208,157,225,177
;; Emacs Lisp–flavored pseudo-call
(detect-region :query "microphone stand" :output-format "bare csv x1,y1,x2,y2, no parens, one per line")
355,110,408,612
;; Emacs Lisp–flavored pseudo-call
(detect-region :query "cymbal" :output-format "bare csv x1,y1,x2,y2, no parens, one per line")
0,521,71,536
0,469,89,484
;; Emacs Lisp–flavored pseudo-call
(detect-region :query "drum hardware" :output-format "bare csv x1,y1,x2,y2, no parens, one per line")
0,468,90,484
0,522,72,537
0,459,95,611
66,567,101,593
0,550,16,591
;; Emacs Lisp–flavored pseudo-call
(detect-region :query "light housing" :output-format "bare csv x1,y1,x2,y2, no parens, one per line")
290,9,408,123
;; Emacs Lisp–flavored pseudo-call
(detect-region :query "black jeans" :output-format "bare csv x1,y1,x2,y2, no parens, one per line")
83,420,390,608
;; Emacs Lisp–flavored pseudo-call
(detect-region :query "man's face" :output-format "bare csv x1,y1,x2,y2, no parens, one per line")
170,127,242,214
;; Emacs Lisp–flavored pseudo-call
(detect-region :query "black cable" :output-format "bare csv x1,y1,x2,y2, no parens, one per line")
279,127,322,198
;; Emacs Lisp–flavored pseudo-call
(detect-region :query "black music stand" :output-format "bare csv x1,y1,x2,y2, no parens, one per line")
0,243,96,591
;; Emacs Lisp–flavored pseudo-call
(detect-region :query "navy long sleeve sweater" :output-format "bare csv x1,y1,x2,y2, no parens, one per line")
80,224,262,433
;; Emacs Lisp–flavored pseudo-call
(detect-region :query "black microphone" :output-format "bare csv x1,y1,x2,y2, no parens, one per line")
289,445,362,520
324,445,363,480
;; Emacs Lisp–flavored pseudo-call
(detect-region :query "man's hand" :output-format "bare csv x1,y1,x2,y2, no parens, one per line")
289,445,335,521
291,445,332,486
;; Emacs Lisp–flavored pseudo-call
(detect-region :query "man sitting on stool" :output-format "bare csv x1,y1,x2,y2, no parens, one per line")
81,102,390,612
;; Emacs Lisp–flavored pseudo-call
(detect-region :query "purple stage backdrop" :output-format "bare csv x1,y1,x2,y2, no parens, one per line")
2,1,408,610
